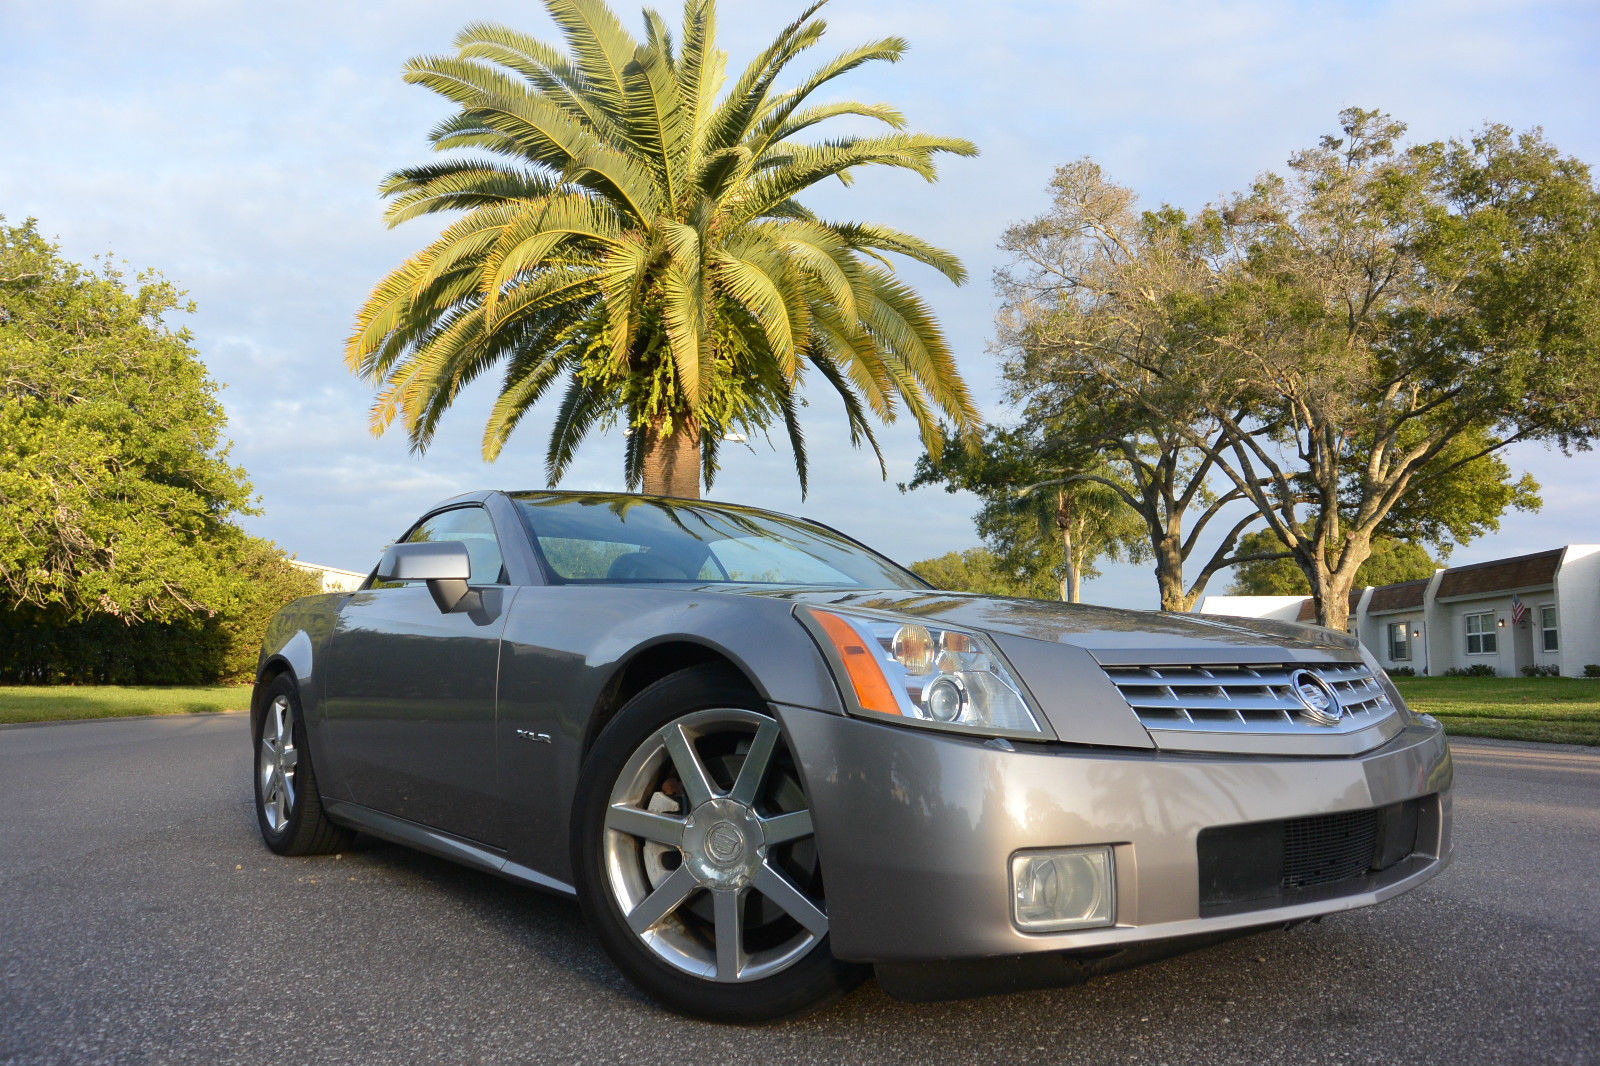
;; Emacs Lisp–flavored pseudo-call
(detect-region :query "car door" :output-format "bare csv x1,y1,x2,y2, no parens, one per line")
321,505,514,847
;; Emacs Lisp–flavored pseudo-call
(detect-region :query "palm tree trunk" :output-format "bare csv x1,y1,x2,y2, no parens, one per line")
641,414,701,499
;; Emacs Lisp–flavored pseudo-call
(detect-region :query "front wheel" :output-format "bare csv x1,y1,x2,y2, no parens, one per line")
572,666,865,1021
253,675,352,856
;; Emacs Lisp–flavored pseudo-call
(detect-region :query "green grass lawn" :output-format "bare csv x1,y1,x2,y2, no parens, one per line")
1392,675,1600,746
0,685,252,725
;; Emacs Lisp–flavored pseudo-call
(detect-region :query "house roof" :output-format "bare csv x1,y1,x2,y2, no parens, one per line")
1434,548,1563,600
1367,578,1430,615
1295,588,1364,623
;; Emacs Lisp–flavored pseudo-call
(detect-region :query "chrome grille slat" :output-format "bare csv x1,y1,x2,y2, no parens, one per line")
1117,693,1304,713
1104,662,1397,737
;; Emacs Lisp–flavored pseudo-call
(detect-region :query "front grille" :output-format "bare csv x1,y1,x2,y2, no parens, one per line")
1197,798,1427,916
1102,662,1396,735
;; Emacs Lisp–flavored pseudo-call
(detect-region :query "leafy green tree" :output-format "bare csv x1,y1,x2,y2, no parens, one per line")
0,217,317,682
984,161,1289,611
908,425,1145,601
1228,533,1437,596
994,111,1596,627
1189,111,1595,627
1,217,253,622
909,547,1058,600
209,536,323,682
348,0,980,498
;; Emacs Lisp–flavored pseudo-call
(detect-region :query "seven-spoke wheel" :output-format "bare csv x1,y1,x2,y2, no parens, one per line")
574,666,865,1020
603,707,826,984
252,674,352,856
258,693,299,833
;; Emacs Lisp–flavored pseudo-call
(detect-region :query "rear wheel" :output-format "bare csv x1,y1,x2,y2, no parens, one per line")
254,675,352,856
572,665,865,1021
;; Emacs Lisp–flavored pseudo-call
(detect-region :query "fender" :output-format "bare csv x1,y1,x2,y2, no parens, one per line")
582,594,846,717
251,592,350,792
494,586,846,884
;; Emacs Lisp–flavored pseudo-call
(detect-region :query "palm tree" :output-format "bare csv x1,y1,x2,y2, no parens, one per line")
347,0,981,498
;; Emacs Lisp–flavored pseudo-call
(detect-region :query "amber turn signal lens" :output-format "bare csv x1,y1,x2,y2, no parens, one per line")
811,611,902,715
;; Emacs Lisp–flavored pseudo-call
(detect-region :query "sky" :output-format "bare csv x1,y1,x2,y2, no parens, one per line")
3,0,1598,606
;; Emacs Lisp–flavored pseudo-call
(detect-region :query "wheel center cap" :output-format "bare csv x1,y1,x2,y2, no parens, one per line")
681,798,765,889
706,822,744,864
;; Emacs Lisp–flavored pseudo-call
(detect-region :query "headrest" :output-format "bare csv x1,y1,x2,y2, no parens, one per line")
606,551,688,581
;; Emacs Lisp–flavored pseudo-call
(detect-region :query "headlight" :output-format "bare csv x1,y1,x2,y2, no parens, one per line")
800,608,1051,739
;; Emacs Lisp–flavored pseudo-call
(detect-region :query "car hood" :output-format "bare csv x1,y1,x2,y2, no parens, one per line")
722,586,1357,668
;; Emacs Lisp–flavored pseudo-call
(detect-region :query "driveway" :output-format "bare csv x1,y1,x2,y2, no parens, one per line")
2,714,1596,1065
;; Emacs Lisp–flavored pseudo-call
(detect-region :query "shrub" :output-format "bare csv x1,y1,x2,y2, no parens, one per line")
1586,664,1600,678
0,536,319,685
1388,666,1416,677
1520,663,1560,677
1445,664,1498,678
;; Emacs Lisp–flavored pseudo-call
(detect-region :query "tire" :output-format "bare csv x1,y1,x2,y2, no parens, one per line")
253,674,353,856
572,664,867,1021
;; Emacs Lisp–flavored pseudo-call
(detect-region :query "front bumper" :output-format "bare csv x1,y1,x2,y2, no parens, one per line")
774,706,1453,966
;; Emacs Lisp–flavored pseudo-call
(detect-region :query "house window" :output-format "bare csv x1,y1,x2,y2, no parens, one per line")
1465,611,1497,655
1387,622,1411,662
1541,605,1559,652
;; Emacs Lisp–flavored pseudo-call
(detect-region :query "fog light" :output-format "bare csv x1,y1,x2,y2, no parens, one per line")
1011,846,1115,932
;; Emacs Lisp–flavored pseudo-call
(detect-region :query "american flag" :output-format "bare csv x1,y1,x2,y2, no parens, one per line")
1511,593,1530,625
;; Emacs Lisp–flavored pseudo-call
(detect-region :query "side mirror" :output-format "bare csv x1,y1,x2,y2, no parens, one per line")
376,541,472,613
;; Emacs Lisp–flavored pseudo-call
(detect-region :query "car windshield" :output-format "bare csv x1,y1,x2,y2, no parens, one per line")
510,493,928,589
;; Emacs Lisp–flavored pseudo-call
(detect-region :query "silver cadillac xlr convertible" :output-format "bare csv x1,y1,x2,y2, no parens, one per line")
251,490,1453,1020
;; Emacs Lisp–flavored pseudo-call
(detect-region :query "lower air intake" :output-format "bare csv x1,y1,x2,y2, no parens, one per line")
1196,798,1430,917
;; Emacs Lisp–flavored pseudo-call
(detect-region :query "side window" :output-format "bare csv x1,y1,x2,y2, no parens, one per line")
1387,622,1410,662
369,507,506,589
409,507,506,585
1540,605,1559,652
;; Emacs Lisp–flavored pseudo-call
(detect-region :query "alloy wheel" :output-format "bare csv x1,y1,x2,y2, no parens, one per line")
258,693,299,833
601,708,825,983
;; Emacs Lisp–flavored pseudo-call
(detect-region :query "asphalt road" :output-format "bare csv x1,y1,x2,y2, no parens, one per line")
2,714,1597,1066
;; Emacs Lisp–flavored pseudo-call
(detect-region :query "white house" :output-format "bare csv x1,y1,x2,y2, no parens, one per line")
288,560,367,593
1199,545,1600,678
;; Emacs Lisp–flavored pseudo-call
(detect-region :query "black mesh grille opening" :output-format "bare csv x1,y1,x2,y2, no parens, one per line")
1282,808,1381,889
1197,797,1428,917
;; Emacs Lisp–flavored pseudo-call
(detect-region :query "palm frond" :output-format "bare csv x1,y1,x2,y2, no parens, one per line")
699,3,826,154
713,248,798,378
453,21,624,142
544,0,638,119
483,337,582,460
380,161,558,227
741,134,978,222
619,39,688,207
806,340,886,478
546,372,618,483
751,36,908,149
832,220,968,283
757,100,907,148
